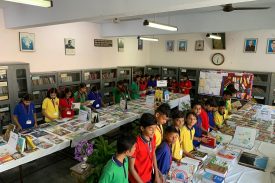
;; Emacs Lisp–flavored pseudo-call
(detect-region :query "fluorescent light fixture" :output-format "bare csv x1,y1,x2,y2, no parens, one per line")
143,20,178,31
138,36,159,42
206,33,221,40
4,0,53,8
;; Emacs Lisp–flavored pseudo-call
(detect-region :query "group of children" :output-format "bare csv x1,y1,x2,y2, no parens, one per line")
99,89,234,183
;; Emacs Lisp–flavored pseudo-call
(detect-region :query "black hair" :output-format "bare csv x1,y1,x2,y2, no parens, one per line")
79,83,87,90
21,94,32,102
117,134,136,154
185,111,197,121
61,87,73,98
91,85,98,92
46,88,58,98
191,102,202,109
218,100,226,107
155,103,171,117
223,90,232,96
144,74,149,78
155,74,160,79
171,109,185,120
212,98,218,107
165,126,179,135
133,75,140,82
140,113,157,128
117,80,124,86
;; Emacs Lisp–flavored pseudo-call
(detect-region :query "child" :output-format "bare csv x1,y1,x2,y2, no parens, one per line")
179,74,192,95
129,113,161,183
59,87,75,118
42,88,60,122
214,100,229,129
130,75,140,100
112,80,130,104
155,103,171,147
171,110,185,161
99,134,136,183
74,83,90,109
169,77,178,93
204,99,218,131
87,85,105,109
139,75,147,97
192,103,209,148
222,90,232,113
156,126,179,176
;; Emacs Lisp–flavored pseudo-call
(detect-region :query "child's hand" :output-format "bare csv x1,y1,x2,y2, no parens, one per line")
201,137,209,143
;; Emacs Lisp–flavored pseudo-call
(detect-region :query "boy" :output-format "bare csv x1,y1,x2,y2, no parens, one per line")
214,100,229,129
129,113,162,183
171,110,185,161
204,99,218,131
192,103,209,148
156,126,179,176
155,103,171,147
99,134,136,183
222,90,232,113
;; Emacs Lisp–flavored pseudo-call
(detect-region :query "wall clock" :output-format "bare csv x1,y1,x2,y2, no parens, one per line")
212,53,224,66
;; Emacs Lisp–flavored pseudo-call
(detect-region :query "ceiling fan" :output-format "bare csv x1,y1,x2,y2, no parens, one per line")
222,4,270,12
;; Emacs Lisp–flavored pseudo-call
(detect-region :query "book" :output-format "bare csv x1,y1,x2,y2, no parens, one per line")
25,135,36,150
217,149,240,162
181,157,202,172
16,136,26,153
31,130,49,138
205,157,229,178
230,126,257,149
43,134,64,144
49,127,71,136
3,124,15,142
190,150,208,161
167,161,195,182
238,152,269,171
0,153,13,164
202,172,225,183
201,134,216,148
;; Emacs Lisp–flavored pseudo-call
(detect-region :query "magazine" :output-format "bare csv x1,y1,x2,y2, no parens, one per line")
48,127,71,136
31,130,49,138
43,134,64,144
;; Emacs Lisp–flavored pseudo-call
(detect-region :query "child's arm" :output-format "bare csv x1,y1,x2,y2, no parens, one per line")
128,158,143,183
153,152,162,183
194,136,209,144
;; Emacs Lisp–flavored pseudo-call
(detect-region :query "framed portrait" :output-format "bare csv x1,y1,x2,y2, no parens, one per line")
64,38,75,55
19,32,35,52
117,38,124,52
244,38,257,53
166,40,175,52
178,40,187,52
267,39,275,54
213,33,226,50
195,40,204,51
138,39,143,50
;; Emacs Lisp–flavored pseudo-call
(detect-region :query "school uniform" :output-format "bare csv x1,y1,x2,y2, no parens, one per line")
179,80,192,94
59,97,75,118
172,128,183,160
73,91,87,110
214,110,229,128
99,156,129,183
156,141,172,175
155,124,163,147
139,81,147,97
129,135,156,183
130,81,140,100
193,115,202,148
170,81,178,93
42,98,59,122
201,108,210,132
13,102,36,129
181,126,195,153
207,111,215,131
226,99,232,112
87,91,103,109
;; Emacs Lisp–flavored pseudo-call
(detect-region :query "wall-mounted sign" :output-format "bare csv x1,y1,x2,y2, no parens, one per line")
94,39,113,47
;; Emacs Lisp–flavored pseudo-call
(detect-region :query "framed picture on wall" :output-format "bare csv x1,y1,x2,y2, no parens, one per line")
166,40,175,52
138,39,143,50
267,39,275,54
64,38,75,55
118,38,124,52
19,32,35,52
195,40,204,51
178,40,187,52
212,33,226,50
244,38,257,53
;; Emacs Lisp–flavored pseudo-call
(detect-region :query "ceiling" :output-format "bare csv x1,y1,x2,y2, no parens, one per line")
1,0,275,36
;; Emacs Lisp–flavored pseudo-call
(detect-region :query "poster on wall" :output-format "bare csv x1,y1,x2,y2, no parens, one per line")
166,40,175,52
138,39,143,50
117,38,124,52
266,39,275,54
212,33,226,50
195,40,204,51
244,38,257,53
19,32,35,52
178,40,187,52
64,38,75,55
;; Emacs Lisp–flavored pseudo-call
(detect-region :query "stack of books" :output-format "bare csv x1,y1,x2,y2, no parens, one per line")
190,150,208,161
205,157,229,178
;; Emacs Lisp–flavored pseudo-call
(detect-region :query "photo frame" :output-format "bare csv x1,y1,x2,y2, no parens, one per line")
212,33,226,50
244,38,257,53
64,38,75,55
267,39,275,54
166,40,175,52
195,40,204,51
19,32,35,52
138,39,143,50
118,38,124,52
178,40,187,52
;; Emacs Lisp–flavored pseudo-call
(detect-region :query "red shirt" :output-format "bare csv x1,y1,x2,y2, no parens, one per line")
179,80,192,94
59,98,75,118
139,81,147,97
129,135,156,183
170,81,178,93
201,108,209,131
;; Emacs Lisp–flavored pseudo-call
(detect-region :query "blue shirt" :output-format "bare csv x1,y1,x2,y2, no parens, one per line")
148,80,157,88
208,111,215,131
13,102,36,129
87,91,102,109
156,141,172,175
193,115,202,147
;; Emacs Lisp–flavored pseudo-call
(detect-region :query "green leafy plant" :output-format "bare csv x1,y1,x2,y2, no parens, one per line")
87,136,116,183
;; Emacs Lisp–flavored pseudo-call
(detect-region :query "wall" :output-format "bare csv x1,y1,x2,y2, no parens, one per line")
149,30,275,72
0,9,150,72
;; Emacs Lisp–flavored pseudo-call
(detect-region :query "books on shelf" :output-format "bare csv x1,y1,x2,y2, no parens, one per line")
201,134,217,149
238,152,269,171
205,157,229,178
230,126,257,150
202,172,225,183
190,150,208,161
32,76,55,86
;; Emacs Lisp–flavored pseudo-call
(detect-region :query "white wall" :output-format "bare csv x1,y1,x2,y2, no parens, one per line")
0,9,150,72
149,30,275,72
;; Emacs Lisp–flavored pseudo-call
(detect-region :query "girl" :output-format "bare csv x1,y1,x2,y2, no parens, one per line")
42,88,60,122
179,74,192,95
59,87,75,118
139,75,147,97
130,75,140,100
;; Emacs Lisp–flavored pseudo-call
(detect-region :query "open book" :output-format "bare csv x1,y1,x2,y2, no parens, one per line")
230,126,257,149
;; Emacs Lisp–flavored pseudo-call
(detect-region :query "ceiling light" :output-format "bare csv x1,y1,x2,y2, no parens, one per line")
206,33,221,40
143,20,178,32
4,0,53,8
138,36,159,42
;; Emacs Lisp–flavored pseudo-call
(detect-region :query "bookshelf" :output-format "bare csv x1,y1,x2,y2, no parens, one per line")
132,67,145,80
82,69,101,91
251,72,271,104
145,66,161,76
117,67,132,86
58,70,82,87
161,66,178,80
101,68,117,105
31,72,58,90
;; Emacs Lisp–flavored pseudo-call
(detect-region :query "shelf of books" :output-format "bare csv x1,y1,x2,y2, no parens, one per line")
31,72,58,90
0,67,9,102
101,68,117,106
145,66,161,76
161,66,178,80
58,71,82,87
251,72,271,104
268,73,275,106
0,104,11,131
132,67,145,80
117,67,132,86
82,69,101,92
